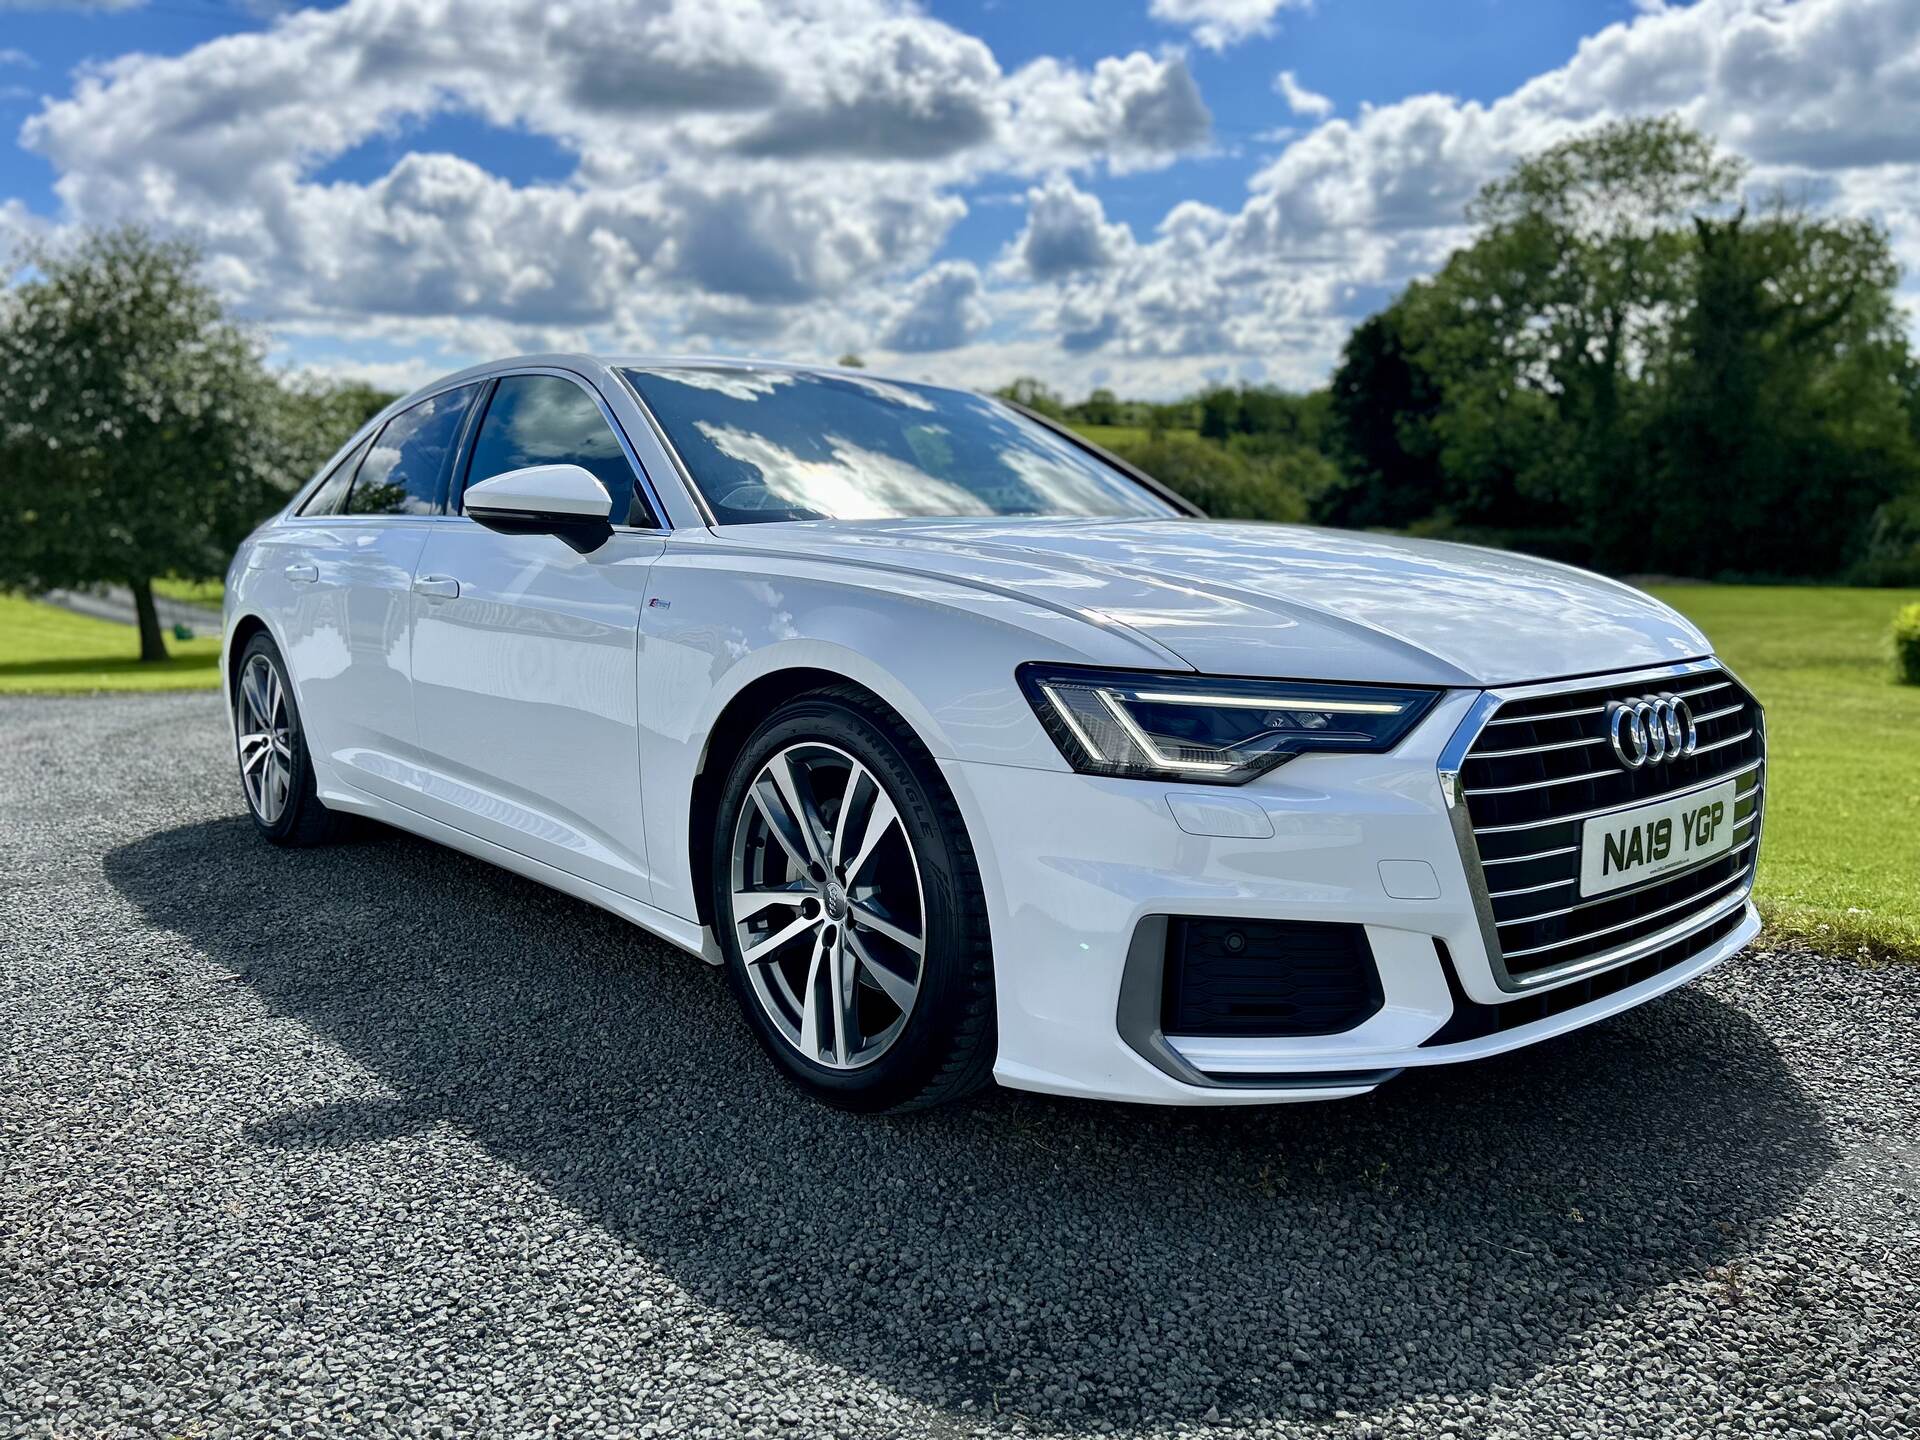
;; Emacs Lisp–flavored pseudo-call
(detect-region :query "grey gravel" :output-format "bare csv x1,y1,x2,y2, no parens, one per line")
3,691,1916,1440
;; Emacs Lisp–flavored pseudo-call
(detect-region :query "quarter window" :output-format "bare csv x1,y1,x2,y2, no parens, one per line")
463,375,654,527
346,385,480,516
297,434,372,517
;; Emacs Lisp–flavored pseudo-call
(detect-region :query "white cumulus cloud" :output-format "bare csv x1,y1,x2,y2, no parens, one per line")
9,0,1920,398
880,260,990,351
1149,0,1310,51
1004,175,1134,281
1274,69,1333,118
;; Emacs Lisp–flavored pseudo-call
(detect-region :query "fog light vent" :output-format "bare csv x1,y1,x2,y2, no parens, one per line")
1162,918,1383,1037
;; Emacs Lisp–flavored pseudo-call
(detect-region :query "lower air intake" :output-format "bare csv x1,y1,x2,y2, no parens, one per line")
1162,918,1383,1038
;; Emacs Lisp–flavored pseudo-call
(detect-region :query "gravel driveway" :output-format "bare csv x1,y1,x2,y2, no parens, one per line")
3,692,1915,1440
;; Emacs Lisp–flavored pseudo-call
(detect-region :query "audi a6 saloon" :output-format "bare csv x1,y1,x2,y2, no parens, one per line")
223,355,1767,1111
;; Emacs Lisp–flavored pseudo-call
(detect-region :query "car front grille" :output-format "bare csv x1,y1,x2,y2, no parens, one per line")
1454,665,1765,984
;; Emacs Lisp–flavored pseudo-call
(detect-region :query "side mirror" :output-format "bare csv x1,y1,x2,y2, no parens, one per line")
463,463,613,524
462,464,615,551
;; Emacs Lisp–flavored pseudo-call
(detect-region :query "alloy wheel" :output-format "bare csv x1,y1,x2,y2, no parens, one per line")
728,741,927,1070
236,653,294,825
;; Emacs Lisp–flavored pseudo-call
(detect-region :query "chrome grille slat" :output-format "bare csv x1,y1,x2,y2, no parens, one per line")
1448,662,1767,986
1481,808,1754,883
1478,678,1732,731
1499,871,1754,961
1494,834,1759,925
1479,843,1580,867
1487,875,1579,899
1472,760,1761,834
1689,727,1754,756
1474,735,1610,759
1481,703,1605,726
1465,728,1760,794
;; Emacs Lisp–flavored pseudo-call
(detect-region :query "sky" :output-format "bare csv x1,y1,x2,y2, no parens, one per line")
1,0,1917,399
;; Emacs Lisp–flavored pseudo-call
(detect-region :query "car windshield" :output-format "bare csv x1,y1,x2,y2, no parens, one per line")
622,366,1174,526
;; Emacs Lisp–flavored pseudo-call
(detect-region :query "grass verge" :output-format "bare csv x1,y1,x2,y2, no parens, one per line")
152,577,226,608
0,593,222,693
1651,584,1920,960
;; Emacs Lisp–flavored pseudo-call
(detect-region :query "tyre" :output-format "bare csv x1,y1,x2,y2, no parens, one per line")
233,631,348,847
710,686,996,1112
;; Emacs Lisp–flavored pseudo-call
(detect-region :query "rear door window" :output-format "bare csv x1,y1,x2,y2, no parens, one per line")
346,385,480,516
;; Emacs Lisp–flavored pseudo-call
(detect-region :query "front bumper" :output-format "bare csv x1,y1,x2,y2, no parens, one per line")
941,688,1760,1107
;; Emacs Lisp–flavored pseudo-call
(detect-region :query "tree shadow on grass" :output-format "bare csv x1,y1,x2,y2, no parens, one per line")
105,817,1836,1430
0,653,219,685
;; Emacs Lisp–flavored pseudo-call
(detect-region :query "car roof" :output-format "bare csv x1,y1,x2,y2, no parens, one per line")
410,352,947,395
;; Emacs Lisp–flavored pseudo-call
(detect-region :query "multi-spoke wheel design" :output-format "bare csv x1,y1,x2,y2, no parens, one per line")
232,633,344,847
236,652,294,825
729,741,927,1070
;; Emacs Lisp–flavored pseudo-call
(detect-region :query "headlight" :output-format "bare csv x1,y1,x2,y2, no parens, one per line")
1018,664,1440,786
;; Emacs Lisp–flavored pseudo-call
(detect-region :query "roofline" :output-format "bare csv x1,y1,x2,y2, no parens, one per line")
383,352,971,409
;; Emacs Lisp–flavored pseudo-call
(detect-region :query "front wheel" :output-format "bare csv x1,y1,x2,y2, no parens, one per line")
710,687,995,1112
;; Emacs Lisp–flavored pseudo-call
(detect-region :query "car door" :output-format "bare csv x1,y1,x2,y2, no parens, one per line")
261,383,481,805
407,369,667,902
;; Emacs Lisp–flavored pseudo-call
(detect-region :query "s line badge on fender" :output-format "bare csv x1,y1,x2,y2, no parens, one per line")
222,354,1767,1110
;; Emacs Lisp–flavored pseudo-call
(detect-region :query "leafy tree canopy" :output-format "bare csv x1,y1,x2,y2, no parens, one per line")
0,227,388,659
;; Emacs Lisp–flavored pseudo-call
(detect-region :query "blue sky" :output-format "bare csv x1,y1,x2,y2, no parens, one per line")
1,0,1914,397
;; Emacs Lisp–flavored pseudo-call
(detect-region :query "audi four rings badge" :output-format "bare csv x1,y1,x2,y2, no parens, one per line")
1605,694,1699,769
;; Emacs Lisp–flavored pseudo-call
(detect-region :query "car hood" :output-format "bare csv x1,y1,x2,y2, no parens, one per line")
709,517,1712,687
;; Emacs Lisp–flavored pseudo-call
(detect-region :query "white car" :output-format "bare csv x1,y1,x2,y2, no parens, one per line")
223,355,1766,1111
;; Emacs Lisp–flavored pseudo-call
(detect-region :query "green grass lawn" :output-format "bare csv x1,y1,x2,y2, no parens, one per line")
152,576,226,608
1650,584,1920,959
1069,423,1159,451
0,592,223,693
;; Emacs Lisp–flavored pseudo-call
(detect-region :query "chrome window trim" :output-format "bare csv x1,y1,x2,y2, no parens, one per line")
613,368,722,528
281,374,489,520
1437,657,1767,994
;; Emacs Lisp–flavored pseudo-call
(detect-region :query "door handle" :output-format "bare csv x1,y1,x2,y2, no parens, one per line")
412,574,460,599
284,563,319,584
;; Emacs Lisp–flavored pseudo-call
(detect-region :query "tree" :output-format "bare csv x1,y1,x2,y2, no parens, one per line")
1413,117,1748,562
1644,208,1920,577
1073,387,1120,426
835,352,866,368
1197,386,1239,440
1321,304,1447,529
1104,431,1308,522
995,376,1066,419
0,227,287,660
274,377,397,479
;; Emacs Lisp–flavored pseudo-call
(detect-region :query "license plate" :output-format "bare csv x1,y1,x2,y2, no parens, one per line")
1579,779,1739,897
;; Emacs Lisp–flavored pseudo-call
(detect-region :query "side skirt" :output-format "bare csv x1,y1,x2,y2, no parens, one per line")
315,764,723,965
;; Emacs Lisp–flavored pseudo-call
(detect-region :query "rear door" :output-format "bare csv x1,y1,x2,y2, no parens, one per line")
267,383,480,805
407,369,666,901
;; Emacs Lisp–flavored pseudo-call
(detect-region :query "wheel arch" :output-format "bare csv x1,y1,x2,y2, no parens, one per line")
686,665,923,931
225,613,272,708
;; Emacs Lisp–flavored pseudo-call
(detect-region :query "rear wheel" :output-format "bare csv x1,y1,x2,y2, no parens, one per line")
234,632,347,847
710,688,995,1111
